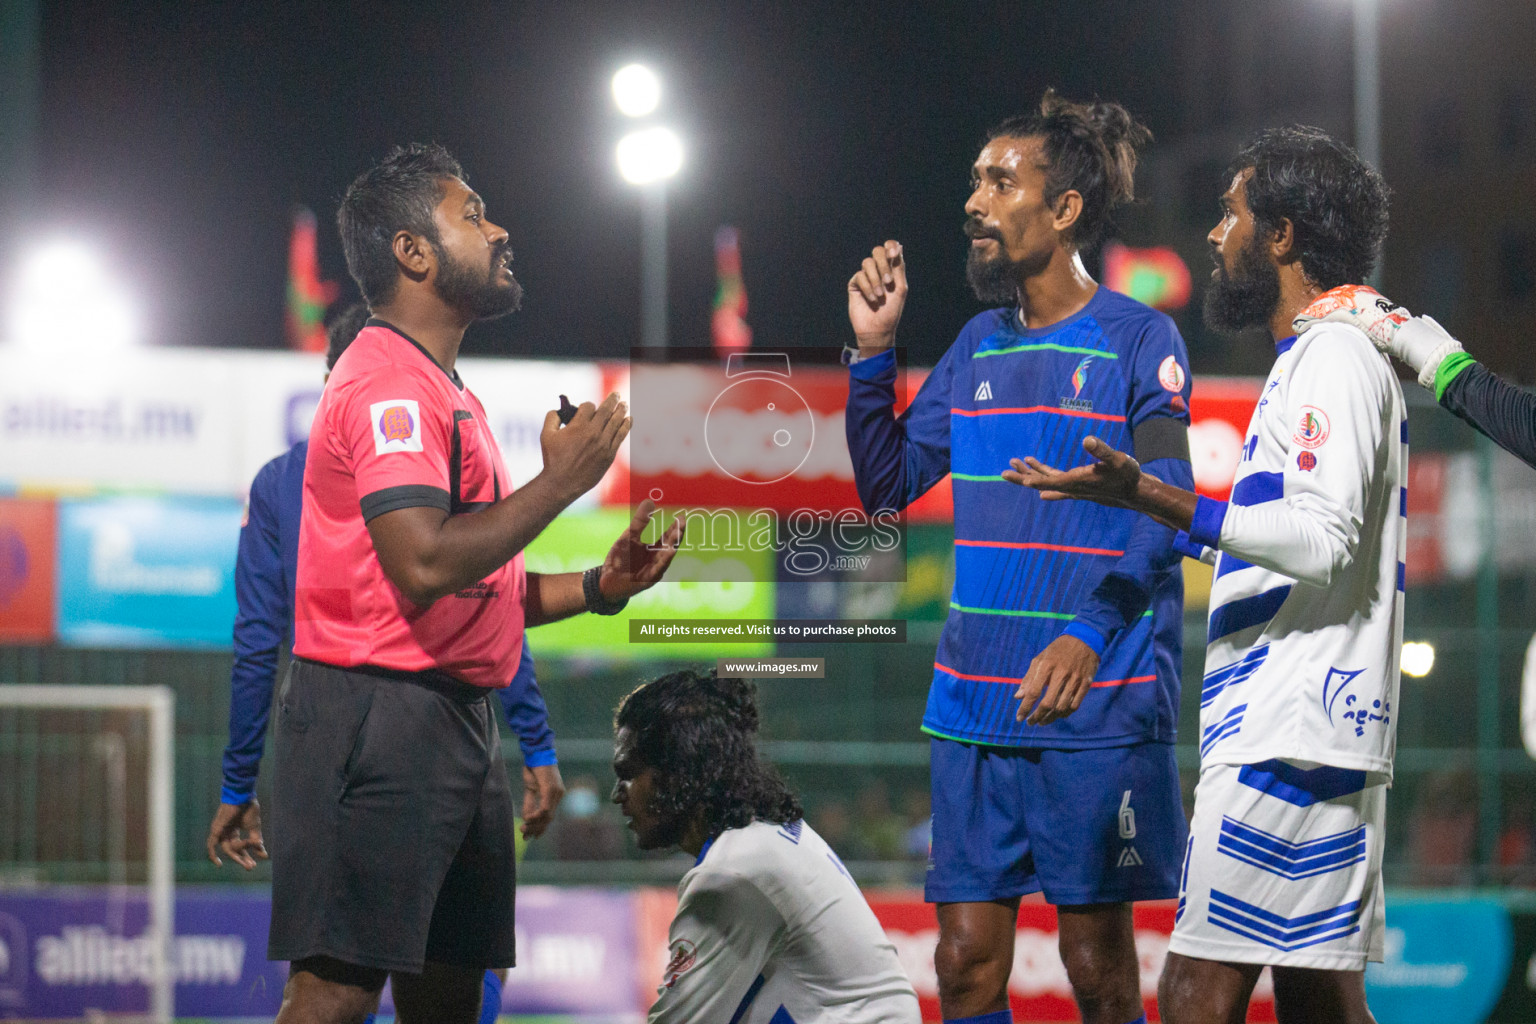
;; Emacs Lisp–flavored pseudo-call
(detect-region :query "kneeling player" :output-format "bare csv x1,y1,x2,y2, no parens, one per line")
612,669,920,1024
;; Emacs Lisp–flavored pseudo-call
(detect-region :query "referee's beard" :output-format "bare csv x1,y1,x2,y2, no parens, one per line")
434,241,523,320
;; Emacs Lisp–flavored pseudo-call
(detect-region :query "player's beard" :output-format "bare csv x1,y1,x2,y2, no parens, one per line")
965,219,1045,306
1203,231,1281,334
434,240,523,320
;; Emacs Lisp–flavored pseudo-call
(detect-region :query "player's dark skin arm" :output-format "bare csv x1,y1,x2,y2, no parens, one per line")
1003,435,1198,531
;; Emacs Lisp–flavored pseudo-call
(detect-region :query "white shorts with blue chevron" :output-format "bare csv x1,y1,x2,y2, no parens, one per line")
1168,759,1387,970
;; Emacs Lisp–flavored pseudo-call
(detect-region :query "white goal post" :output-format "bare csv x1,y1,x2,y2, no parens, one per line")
0,685,175,1024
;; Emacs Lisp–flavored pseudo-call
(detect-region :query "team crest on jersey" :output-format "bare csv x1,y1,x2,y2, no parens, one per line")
1293,405,1330,450
1297,451,1317,472
1060,356,1095,412
1157,355,1185,393
370,399,425,455
660,939,697,990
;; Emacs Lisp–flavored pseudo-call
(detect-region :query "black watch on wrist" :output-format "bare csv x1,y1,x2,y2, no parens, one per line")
583,566,628,615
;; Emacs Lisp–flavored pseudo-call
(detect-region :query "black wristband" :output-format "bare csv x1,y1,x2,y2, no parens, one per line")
583,566,628,615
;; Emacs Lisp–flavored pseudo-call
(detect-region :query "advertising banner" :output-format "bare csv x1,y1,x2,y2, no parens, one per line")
521,509,775,658
1188,376,1264,502
0,498,56,643
0,346,242,495
55,496,241,648
1364,898,1512,1024
865,894,1277,1023
0,887,285,1020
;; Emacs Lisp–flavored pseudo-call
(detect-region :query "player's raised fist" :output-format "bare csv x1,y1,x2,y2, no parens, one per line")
847,240,908,356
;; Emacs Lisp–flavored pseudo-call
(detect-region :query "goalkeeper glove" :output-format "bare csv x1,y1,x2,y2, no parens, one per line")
1293,284,1464,391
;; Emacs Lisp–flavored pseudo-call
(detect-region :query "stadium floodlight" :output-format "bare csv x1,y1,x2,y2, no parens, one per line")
616,126,683,186
612,63,661,118
1401,641,1435,678
6,239,137,350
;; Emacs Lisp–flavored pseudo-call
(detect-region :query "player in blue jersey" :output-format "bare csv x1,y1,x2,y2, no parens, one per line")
845,91,1194,1024
206,307,565,1024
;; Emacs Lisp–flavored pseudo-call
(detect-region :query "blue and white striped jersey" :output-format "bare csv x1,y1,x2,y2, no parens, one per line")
1187,322,1406,778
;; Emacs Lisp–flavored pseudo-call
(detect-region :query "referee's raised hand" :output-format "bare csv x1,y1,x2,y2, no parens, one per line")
540,392,631,502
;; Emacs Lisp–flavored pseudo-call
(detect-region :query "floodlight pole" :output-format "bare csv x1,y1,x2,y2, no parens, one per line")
1354,0,1382,285
640,183,668,350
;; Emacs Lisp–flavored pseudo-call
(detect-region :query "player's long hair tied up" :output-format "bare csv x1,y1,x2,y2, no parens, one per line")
987,89,1153,248
615,669,803,837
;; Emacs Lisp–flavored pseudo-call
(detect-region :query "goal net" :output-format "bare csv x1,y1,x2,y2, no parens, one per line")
0,685,175,1023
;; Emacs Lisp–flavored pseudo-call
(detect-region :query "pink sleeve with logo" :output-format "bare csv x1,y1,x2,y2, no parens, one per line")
335,365,456,521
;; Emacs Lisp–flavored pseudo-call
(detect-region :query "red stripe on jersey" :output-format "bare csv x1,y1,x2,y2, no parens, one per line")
950,405,1127,422
955,539,1125,557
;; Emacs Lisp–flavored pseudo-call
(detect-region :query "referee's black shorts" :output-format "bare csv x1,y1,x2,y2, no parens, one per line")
268,657,517,974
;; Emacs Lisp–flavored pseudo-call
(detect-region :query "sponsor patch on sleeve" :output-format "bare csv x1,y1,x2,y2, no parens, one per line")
1293,405,1330,449
1297,451,1317,472
370,399,425,455
1158,355,1186,393
660,939,697,990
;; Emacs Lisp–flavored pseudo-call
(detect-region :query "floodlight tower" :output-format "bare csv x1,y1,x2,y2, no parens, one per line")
613,64,682,350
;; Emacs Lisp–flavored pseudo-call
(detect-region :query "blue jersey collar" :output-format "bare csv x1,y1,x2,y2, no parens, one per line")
1274,334,1298,357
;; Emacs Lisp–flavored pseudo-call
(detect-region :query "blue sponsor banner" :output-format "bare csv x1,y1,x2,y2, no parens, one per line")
56,496,241,648
1365,899,1512,1024
0,887,285,1020
0,886,644,1019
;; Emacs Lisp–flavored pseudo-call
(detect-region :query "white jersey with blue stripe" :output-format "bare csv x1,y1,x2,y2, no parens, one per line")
649,819,919,1024
1186,322,1406,779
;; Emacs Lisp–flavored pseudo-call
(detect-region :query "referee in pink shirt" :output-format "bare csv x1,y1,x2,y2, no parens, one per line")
270,143,682,1024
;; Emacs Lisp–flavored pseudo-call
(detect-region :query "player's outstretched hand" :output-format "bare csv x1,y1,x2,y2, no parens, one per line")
1003,436,1142,508
540,392,631,502
521,763,566,839
598,498,686,601
1015,635,1100,725
847,241,908,355
1292,284,1464,390
206,798,267,870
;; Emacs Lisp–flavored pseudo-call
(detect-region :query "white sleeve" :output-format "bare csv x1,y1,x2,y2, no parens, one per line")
649,869,783,1024
1195,330,1387,588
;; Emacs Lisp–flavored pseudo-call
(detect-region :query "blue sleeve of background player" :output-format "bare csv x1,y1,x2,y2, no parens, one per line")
1064,317,1195,654
220,462,289,805
495,640,558,767
845,344,956,512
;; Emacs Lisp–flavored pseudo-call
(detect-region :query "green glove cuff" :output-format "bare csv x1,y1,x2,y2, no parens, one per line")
1434,351,1477,403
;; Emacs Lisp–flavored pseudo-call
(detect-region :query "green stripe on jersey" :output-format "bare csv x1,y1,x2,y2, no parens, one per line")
973,342,1119,360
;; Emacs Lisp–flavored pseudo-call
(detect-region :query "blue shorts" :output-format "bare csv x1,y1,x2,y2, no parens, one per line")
925,738,1187,905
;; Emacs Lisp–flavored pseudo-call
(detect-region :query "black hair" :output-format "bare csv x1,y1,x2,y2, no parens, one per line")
337,143,465,306
987,90,1152,248
614,669,802,838
324,301,371,371
1228,126,1390,289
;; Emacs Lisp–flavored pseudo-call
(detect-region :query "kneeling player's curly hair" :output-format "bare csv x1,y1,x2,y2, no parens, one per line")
615,669,802,837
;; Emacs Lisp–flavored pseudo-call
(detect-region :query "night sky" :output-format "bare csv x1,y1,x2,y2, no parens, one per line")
34,1,1362,368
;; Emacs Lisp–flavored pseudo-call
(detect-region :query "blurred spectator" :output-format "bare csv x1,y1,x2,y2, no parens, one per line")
553,776,624,861
902,788,932,862
1497,792,1536,886
1407,768,1478,886
811,799,858,858
854,780,906,861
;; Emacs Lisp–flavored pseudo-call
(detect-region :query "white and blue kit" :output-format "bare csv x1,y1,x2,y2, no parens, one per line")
1172,322,1406,969
650,819,919,1024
